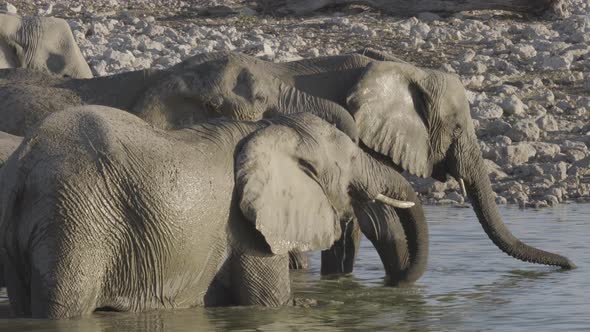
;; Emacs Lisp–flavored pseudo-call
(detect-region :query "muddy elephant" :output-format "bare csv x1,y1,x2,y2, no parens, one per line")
0,14,92,78
0,106,419,318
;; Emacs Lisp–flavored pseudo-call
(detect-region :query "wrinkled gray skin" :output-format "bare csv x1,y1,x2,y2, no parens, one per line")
0,14,92,78
0,131,21,165
0,106,418,318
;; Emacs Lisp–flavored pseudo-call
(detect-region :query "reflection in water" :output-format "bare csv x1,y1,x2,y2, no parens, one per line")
0,205,588,331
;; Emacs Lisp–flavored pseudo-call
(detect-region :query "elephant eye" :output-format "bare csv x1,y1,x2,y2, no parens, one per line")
298,159,320,180
254,93,267,103
205,97,224,112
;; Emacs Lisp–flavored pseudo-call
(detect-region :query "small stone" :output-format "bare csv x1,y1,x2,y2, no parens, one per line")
542,162,569,181
512,44,537,59
514,164,540,178
484,159,508,180
543,195,560,206
432,191,445,200
410,22,431,39
496,196,508,204
460,61,487,75
523,24,558,39
472,101,504,120
2,2,17,14
531,142,561,161
503,143,537,165
501,95,526,116
446,191,465,204
506,120,540,142
542,56,572,70
531,89,555,105
307,48,320,57
536,114,559,131
526,200,548,209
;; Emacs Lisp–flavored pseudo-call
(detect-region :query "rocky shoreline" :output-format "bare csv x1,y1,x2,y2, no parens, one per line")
2,0,589,207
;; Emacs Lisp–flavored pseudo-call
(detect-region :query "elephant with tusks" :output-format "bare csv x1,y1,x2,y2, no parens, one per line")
0,106,420,318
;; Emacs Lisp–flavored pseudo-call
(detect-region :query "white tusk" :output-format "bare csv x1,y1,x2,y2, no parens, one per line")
459,178,467,197
374,194,415,208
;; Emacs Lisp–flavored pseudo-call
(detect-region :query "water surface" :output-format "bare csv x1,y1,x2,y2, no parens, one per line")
1,204,588,331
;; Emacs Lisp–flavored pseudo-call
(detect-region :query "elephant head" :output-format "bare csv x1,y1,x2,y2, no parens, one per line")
131,53,359,142
0,14,92,78
346,61,575,269
234,113,418,262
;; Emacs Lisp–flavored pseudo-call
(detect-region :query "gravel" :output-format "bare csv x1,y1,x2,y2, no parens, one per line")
2,0,589,207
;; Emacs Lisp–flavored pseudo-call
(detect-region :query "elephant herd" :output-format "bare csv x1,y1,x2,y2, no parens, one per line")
0,14,576,319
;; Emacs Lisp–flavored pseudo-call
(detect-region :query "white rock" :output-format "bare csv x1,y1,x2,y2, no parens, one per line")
90,22,110,36
503,143,537,165
536,115,559,131
329,17,350,25
523,24,558,39
410,23,431,39
512,44,537,60
530,142,561,161
2,2,17,14
532,89,556,105
104,49,135,67
307,48,320,57
92,60,108,76
506,120,540,142
471,101,504,120
501,95,526,116
438,63,456,73
459,49,476,63
38,3,53,16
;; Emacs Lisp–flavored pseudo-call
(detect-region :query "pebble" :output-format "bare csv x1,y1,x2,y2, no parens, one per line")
2,2,17,14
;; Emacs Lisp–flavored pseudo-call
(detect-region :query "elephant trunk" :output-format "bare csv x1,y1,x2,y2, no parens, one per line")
355,153,429,285
277,83,359,142
458,139,576,269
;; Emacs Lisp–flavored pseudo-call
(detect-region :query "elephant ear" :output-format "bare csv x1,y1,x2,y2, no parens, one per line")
235,124,340,256
346,62,434,178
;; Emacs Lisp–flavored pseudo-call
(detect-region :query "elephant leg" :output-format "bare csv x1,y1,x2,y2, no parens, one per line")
230,252,290,306
320,217,361,275
288,250,309,270
27,243,105,318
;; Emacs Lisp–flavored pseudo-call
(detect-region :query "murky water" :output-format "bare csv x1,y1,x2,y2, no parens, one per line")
1,204,588,331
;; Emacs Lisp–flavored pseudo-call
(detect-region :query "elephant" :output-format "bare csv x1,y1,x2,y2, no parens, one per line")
0,14,92,78
0,105,421,318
